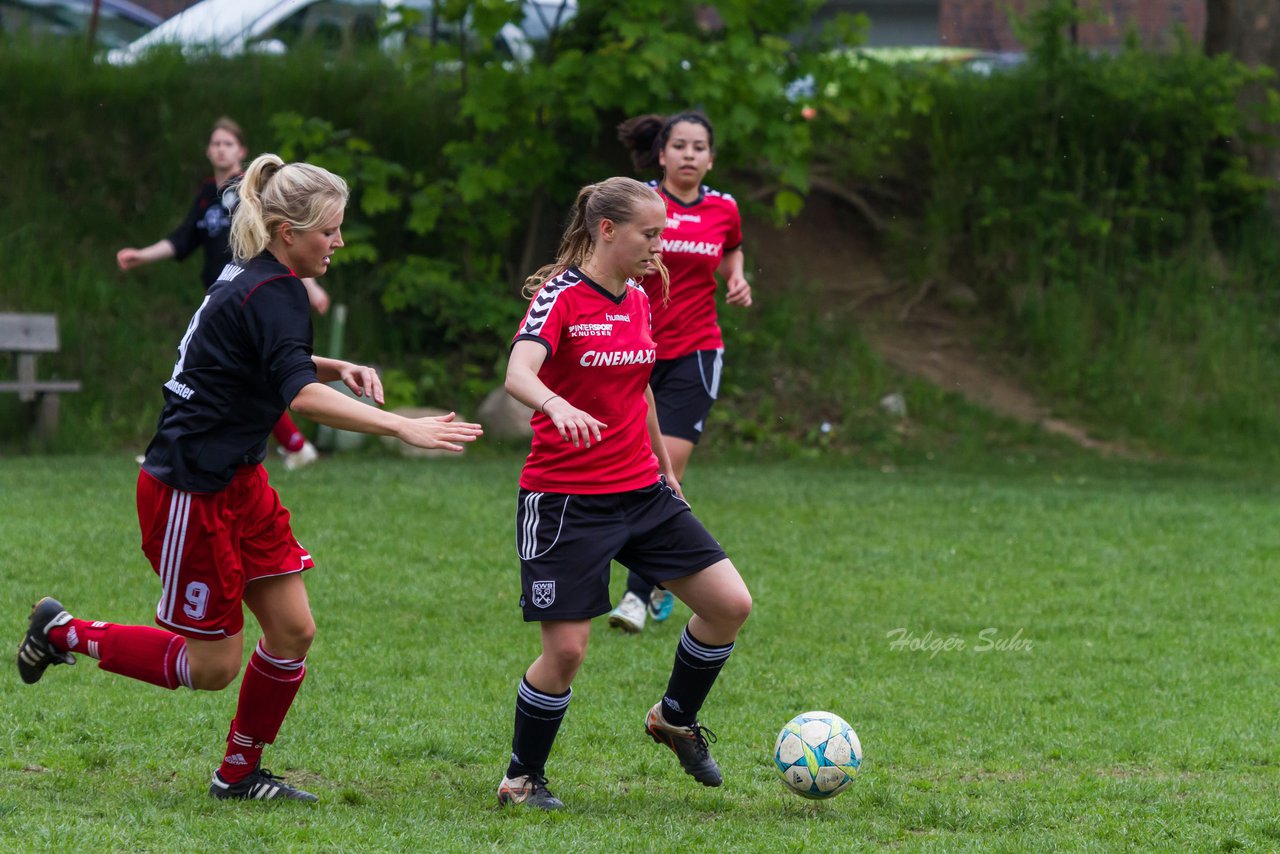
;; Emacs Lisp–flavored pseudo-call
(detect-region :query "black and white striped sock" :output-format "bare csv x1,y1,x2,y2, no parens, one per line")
661,626,735,727
506,677,572,779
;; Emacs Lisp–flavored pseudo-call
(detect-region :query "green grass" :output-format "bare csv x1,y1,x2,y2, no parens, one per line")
3,453,1280,850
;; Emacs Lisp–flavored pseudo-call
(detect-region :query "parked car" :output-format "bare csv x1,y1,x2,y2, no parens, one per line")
786,45,1026,103
1,0,161,49
105,0,576,66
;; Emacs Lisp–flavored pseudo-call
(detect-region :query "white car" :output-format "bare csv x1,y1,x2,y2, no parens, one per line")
106,0,575,66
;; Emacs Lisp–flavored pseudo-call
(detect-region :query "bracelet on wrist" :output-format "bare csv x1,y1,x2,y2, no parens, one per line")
540,394,560,413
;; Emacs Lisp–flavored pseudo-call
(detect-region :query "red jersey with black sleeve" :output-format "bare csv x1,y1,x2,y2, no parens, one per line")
643,180,743,360
513,266,660,494
141,253,319,493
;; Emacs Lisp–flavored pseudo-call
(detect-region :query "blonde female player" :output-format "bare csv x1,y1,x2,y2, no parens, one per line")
19,153,482,802
496,176,752,809
116,117,329,469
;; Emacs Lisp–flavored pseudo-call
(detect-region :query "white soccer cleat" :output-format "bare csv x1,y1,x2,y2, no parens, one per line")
281,441,319,471
607,591,647,634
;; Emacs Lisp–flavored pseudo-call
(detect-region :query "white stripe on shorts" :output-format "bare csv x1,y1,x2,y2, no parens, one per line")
698,348,724,401
157,489,192,626
518,492,569,561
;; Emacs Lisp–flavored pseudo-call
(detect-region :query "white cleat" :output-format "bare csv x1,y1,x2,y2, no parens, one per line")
607,591,647,634
281,441,319,471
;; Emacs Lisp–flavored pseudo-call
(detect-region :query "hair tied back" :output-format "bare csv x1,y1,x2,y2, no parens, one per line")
220,176,242,215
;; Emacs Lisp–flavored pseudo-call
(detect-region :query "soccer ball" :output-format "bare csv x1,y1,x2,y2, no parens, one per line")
773,711,862,800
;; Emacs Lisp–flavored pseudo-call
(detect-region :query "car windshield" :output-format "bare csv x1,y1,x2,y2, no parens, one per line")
518,0,573,42
124,0,278,50
0,0,155,48
254,0,383,52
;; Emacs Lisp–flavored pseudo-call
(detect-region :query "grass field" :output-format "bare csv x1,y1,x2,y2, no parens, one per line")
3,452,1279,851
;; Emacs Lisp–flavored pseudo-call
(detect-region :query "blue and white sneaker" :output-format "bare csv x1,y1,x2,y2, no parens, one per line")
648,589,675,622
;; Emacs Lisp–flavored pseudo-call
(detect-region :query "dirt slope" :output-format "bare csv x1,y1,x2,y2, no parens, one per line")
746,192,1132,456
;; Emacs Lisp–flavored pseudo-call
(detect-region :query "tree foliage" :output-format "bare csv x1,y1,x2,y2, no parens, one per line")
272,0,863,392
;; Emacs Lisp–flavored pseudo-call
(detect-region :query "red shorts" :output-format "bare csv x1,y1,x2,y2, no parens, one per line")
136,465,313,639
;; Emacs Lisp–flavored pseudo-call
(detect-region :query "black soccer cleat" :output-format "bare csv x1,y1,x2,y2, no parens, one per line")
209,768,319,802
497,773,565,810
645,702,723,787
17,597,75,685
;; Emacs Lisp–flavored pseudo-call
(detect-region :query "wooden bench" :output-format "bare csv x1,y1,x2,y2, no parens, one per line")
0,313,82,441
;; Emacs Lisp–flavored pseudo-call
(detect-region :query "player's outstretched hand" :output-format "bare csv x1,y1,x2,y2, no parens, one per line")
397,412,483,453
338,363,385,405
544,396,606,449
117,248,142,271
724,273,752,307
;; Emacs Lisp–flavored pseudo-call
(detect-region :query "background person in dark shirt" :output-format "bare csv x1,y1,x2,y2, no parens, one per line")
116,117,329,469
19,153,483,802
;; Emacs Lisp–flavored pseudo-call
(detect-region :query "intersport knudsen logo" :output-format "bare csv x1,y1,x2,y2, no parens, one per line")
569,322,613,338
580,349,657,367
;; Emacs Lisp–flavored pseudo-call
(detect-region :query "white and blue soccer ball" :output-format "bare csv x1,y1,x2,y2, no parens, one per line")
773,710,862,800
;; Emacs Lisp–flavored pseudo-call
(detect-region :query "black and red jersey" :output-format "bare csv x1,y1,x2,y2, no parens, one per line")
141,253,318,493
513,266,660,494
168,177,234,290
643,181,743,360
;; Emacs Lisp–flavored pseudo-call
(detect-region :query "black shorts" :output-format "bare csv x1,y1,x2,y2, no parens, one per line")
515,479,728,622
650,349,723,444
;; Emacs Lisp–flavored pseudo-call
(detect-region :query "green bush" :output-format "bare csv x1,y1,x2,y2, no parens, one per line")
809,0,1280,460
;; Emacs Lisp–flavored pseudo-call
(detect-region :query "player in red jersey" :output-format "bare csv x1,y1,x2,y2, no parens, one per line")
18,154,482,802
116,117,329,470
496,177,752,810
608,111,752,634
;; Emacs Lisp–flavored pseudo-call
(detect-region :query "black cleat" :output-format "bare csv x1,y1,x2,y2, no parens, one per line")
209,768,318,802
645,703,722,787
17,597,75,685
497,773,565,810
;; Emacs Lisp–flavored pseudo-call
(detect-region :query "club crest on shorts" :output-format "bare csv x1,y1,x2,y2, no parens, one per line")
531,580,556,609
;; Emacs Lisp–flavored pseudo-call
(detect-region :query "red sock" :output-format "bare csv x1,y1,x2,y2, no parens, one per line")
49,619,189,690
218,641,307,784
272,413,306,452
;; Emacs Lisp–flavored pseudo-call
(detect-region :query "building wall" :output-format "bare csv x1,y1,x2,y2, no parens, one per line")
815,0,941,47
940,0,1205,51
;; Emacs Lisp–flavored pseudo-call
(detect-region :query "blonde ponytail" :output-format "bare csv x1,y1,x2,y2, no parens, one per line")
522,177,670,302
228,153,349,263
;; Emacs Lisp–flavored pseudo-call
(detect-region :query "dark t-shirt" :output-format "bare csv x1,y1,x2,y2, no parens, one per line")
167,177,233,289
142,253,318,493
